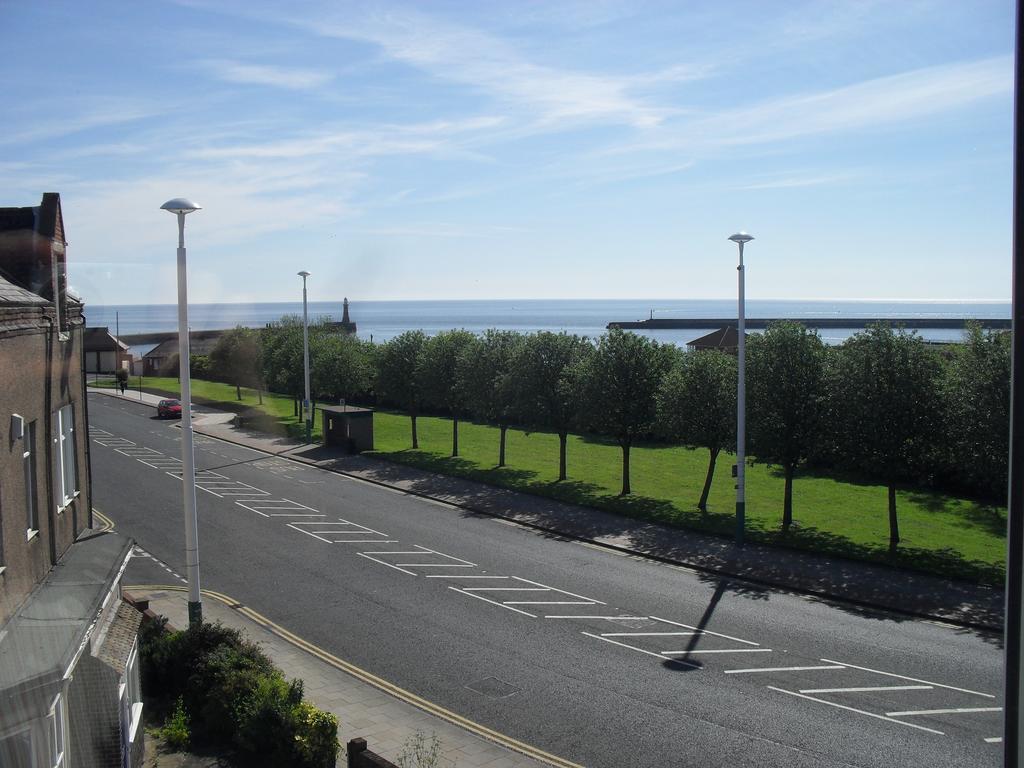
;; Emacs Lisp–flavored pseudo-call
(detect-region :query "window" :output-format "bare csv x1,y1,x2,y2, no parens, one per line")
0,727,32,768
119,640,144,764
124,641,143,743
53,405,77,510
24,420,38,537
47,693,66,768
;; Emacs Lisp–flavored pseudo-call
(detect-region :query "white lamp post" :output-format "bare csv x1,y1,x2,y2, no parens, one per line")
298,271,312,443
728,232,754,547
161,197,203,626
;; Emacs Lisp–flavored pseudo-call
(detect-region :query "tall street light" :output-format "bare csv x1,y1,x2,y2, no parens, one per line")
161,197,203,627
298,271,312,443
729,232,754,547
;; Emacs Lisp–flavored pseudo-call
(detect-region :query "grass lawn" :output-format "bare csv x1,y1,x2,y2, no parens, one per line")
368,412,1006,586
90,376,1006,584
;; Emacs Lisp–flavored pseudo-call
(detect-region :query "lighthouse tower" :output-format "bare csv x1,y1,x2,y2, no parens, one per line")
339,297,357,334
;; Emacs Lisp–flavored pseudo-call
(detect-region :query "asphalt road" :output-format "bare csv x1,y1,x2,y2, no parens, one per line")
89,393,1004,768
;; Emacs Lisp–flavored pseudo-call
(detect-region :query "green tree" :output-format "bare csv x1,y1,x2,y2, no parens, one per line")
261,316,306,412
210,326,264,401
941,323,1010,501
746,322,827,531
506,332,593,481
376,331,427,448
459,329,524,466
418,330,478,457
829,324,941,553
656,350,736,512
576,329,675,495
312,334,373,405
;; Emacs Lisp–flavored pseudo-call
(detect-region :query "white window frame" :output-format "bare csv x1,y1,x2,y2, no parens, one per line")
53,404,78,512
24,420,38,539
120,639,143,757
0,724,35,767
47,692,67,768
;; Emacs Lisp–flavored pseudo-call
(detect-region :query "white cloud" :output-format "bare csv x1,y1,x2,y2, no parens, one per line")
735,170,861,190
711,56,1012,146
285,6,708,130
200,59,334,90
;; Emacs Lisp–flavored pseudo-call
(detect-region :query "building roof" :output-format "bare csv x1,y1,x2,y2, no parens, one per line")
687,326,741,348
0,206,35,233
84,326,130,352
144,335,221,359
0,531,132,708
0,271,47,305
0,193,64,242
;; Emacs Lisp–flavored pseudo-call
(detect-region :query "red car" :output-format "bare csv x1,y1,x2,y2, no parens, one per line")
157,399,182,419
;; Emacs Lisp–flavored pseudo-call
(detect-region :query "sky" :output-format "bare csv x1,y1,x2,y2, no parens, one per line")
0,0,1015,305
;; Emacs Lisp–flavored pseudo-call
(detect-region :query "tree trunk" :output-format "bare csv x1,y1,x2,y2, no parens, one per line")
558,432,568,481
452,417,459,457
888,483,900,554
294,397,299,417
236,383,242,401
621,441,631,495
257,389,263,405
498,425,507,467
782,464,794,531
411,414,419,449
698,447,719,512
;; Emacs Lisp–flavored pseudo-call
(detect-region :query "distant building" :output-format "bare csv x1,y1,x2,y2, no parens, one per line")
0,193,143,767
686,326,747,354
142,334,221,376
83,327,131,374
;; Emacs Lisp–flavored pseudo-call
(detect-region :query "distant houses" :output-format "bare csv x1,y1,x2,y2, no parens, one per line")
83,327,131,373
142,334,221,376
686,325,747,354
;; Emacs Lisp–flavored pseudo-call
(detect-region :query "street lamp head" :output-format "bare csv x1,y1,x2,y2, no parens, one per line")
161,198,203,215
297,270,311,278
728,232,754,244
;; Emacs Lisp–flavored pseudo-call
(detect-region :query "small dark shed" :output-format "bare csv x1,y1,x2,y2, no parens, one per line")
321,405,374,453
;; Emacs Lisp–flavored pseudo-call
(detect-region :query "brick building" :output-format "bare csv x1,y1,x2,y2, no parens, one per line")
0,194,143,767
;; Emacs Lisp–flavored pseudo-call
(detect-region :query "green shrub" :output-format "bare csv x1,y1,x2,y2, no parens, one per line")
140,618,338,766
291,702,340,768
188,644,276,744
234,673,303,764
190,354,213,380
161,697,190,751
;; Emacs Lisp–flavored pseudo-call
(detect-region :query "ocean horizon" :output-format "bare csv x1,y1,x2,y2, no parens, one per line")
85,298,1012,352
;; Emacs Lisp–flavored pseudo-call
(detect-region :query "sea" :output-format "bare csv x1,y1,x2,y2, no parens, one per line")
85,299,1011,357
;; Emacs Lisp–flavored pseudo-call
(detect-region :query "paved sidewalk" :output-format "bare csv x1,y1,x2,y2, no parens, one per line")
90,386,1004,630
127,585,547,768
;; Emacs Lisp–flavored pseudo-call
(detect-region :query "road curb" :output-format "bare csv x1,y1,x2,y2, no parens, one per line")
194,424,1004,635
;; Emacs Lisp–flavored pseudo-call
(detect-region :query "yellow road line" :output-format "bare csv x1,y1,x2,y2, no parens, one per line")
92,508,115,531
124,584,583,768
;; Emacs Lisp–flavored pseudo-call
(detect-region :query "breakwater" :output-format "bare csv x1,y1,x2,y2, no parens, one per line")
607,318,1012,331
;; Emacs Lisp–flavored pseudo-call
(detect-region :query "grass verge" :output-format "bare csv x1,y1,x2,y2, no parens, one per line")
90,377,1006,585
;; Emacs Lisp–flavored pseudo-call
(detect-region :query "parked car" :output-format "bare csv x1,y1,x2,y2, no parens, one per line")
157,399,182,419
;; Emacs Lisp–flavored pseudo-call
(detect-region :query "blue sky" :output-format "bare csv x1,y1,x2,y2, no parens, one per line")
0,1,1014,305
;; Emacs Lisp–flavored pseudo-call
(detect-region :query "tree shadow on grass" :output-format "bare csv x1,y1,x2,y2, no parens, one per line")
905,491,1007,538
371,449,542,489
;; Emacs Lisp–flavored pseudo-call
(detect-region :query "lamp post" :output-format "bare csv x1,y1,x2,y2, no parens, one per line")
160,197,203,627
298,271,312,443
728,232,754,547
